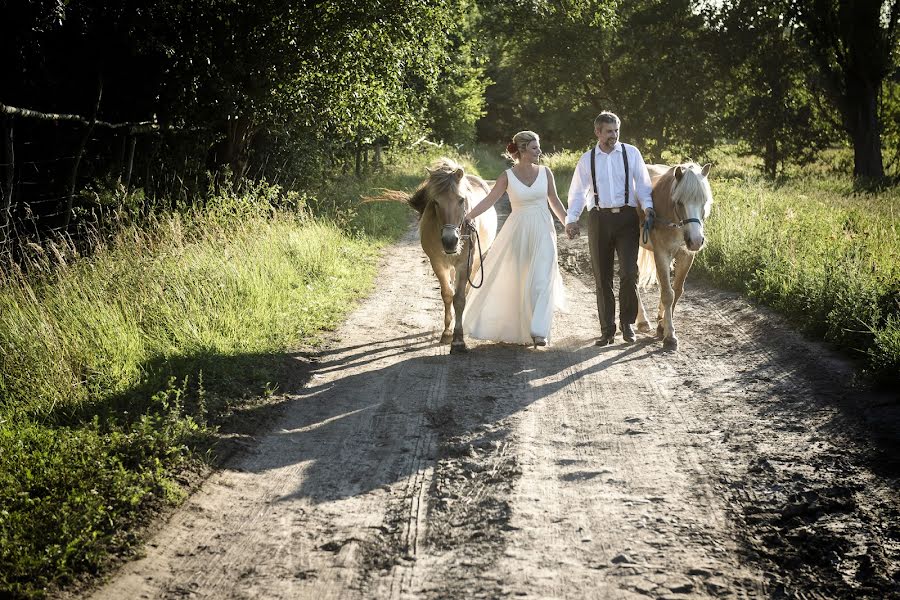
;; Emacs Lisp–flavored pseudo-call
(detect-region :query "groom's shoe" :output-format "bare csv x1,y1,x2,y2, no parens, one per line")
595,330,616,346
621,323,636,343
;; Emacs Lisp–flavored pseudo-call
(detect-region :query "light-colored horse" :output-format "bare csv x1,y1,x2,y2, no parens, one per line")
636,162,713,350
372,158,497,353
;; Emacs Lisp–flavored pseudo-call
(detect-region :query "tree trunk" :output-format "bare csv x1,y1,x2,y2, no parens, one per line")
373,143,383,170
123,136,137,192
764,137,778,179
114,133,127,186
847,81,885,180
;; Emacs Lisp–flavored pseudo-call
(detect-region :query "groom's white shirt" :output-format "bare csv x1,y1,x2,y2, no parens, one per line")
565,142,654,224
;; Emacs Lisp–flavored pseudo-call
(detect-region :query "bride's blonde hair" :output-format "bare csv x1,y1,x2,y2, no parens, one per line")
504,130,539,161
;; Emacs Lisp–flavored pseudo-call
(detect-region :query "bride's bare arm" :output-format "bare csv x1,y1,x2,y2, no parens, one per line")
545,168,568,226
465,172,509,222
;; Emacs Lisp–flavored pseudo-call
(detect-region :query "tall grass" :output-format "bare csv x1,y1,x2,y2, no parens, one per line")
697,147,899,384
0,152,429,598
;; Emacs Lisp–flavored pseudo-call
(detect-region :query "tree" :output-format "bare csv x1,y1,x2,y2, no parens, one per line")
789,0,900,180
475,0,722,159
711,1,835,177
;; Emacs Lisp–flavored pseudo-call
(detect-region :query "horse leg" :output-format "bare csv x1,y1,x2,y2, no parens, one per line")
654,251,678,350
636,286,651,333
672,249,695,309
432,260,454,344
450,261,468,354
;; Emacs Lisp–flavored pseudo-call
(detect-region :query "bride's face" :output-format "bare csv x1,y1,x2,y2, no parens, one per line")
522,141,542,164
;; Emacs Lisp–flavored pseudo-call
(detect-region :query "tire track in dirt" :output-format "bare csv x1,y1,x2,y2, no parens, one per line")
89,231,456,600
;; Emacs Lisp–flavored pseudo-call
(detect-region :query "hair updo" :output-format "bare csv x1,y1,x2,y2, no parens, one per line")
503,130,540,161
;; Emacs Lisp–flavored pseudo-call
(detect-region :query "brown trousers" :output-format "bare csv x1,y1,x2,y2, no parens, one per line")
587,207,640,335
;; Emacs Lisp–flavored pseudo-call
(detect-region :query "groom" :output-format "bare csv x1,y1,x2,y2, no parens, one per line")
565,111,656,345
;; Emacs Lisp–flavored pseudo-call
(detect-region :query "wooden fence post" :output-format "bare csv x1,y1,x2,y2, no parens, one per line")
124,135,137,192
1,115,13,241
64,77,103,228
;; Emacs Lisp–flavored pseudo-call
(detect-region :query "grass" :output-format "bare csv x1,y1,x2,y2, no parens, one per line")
0,150,433,599
697,147,899,384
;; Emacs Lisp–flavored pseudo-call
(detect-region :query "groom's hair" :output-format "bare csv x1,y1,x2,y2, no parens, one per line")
594,111,621,128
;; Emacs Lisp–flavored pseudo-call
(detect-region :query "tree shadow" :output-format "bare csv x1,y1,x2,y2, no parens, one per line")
217,333,658,505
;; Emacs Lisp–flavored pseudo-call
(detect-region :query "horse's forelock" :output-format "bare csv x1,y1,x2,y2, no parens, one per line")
672,163,713,217
426,162,467,200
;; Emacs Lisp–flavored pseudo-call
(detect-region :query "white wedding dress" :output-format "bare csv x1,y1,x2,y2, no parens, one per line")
463,166,566,345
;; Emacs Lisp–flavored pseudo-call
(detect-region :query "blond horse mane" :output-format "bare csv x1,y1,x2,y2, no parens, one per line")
651,163,713,221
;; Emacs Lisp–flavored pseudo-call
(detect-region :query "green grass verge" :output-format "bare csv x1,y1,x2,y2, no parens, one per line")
697,147,899,384
0,151,431,598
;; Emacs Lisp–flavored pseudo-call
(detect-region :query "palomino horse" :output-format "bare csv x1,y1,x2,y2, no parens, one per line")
636,162,713,350
372,158,497,353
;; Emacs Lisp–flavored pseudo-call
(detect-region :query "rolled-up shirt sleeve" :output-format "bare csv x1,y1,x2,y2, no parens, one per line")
566,153,590,224
631,147,654,211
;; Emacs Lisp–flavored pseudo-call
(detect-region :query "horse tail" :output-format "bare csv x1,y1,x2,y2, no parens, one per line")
637,246,657,288
361,186,430,216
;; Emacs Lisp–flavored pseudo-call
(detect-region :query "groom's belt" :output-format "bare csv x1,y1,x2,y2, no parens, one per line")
590,205,628,213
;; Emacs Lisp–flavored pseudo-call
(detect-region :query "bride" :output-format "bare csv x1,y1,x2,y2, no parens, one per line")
462,130,568,347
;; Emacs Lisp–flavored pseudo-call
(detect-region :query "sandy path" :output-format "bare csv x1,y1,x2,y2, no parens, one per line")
88,199,900,599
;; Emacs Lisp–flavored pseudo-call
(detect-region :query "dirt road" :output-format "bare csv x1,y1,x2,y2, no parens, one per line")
89,199,899,599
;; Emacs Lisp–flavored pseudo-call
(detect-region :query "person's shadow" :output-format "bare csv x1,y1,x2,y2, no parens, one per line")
223,330,656,504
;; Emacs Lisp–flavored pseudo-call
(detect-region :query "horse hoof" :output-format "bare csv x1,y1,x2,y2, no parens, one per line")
656,324,665,338
662,336,678,351
450,342,468,354
440,332,453,344
637,322,651,334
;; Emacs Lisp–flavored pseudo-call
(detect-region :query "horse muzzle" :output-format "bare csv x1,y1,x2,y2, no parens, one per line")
441,226,462,255
684,230,705,252
682,221,705,252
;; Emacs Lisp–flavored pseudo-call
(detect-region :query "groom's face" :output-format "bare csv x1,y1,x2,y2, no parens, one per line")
595,123,619,151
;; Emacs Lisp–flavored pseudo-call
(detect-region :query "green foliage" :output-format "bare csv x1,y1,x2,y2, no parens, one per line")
696,147,900,384
712,0,900,180
710,1,836,178
0,149,432,598
476,0,720,159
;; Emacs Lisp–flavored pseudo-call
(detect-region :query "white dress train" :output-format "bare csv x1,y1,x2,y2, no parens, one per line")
463,166,566,345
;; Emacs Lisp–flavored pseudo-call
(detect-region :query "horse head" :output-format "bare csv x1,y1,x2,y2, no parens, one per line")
673,163,713,252
425,159,470,255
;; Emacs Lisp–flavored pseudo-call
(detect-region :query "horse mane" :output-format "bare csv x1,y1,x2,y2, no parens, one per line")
671,163,713,218
407,158,470,216
654,163,713,221
408,184,430,215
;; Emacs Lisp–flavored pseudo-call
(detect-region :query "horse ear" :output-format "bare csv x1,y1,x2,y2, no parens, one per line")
674,166,685,181
700,163,711,177
454,167,465,181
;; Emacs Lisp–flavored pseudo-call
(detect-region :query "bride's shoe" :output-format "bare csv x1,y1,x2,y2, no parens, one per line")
532,335,547,347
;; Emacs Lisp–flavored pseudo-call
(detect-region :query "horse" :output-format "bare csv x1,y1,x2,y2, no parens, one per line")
635,162,713,350
370,158,497,353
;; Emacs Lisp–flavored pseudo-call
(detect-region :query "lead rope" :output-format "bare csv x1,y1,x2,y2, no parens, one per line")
465,221,485,289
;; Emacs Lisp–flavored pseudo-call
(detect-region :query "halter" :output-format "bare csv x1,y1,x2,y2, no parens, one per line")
642,183,704,244
441,217,485,289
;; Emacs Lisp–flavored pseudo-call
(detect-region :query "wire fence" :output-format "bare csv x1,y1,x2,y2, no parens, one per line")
0,102,209,262
0,101,388,267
